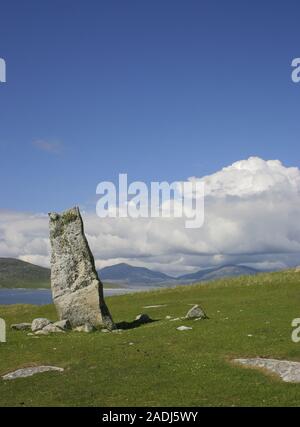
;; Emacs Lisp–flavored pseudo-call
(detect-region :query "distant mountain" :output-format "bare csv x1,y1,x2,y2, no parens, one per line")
98,262,259,287
178,264,259,283
0,257,260,290
98,263,175,287
0,258,50,289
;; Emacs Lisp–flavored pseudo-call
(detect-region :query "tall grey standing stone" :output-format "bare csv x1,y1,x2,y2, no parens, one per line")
49,207,115,330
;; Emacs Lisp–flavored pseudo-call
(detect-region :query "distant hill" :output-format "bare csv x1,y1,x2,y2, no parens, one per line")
0,258,260,290
178,264,258,283
98,263,176,287
98,262,259,286
0,258,50,289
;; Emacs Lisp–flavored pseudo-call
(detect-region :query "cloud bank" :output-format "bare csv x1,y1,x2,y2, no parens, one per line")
1,157,300,276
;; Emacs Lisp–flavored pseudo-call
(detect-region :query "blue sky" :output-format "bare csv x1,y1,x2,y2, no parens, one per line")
0,0,300,213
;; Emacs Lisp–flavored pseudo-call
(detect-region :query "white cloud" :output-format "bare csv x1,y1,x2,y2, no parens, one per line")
1,157,300,276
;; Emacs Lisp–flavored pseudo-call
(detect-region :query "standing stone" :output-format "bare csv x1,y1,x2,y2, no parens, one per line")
49,207,115,330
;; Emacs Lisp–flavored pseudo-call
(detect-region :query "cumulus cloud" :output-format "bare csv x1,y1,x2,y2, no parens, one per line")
1,157,300,276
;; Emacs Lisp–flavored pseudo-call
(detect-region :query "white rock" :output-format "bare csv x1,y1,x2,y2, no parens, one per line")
177,326,193,331
2,366,64,380
143,305,167,308
54,319,71,331
233,358,300,383
43,324,65,334
35,329,49,336
31,318,51,332
73,323,95,333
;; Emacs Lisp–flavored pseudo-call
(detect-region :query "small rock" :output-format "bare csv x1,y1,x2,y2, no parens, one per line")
31,318,51,332
11,323,32,331
101,329,110,333
143,305,167,309
43,324,65,334
169,317,180,321
177,326,193,331
35,329,49,336
27,333,34,336
73,323,95,333
165,316,172,320
54,319,71,331
135,314,152,324
185,304,207,320
233,358,300,383
2,366,64,380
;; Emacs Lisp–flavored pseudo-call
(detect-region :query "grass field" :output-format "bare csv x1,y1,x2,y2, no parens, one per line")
0,270,300,407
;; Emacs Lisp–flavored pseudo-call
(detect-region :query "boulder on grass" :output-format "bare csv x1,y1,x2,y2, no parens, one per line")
185,305,207,320
31,318,51,332
11,323,31,331
43,324,65,334
54,319,71,331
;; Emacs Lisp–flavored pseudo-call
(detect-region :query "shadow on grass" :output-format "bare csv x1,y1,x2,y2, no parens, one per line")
116,318,159,330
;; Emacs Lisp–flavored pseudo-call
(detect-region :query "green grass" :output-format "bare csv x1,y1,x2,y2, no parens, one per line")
103,282,126,289
0,270,300,407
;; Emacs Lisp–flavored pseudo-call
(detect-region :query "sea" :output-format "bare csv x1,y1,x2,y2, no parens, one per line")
0,287,147,305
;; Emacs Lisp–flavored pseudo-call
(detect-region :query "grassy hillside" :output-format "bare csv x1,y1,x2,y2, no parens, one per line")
0,258,50,289
0,270,300,406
